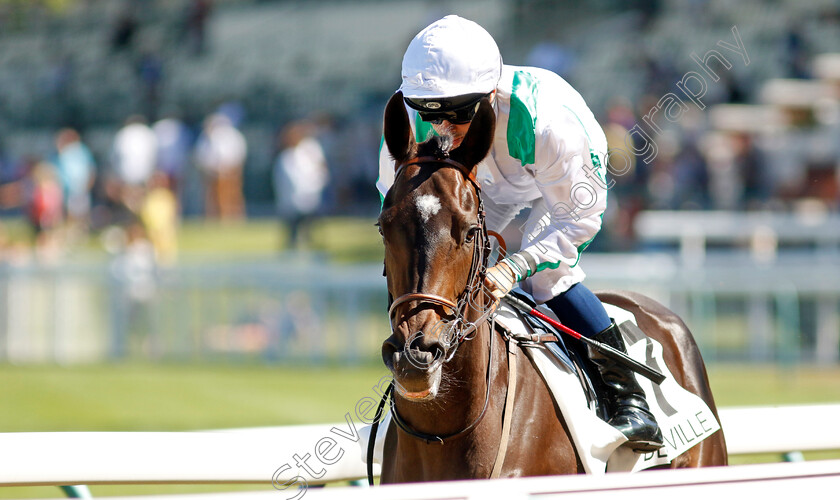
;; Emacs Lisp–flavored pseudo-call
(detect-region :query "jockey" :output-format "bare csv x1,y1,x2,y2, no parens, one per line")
376,15,663,452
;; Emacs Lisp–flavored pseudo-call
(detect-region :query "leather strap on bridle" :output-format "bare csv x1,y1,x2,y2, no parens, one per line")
396,156,481,192
388,314,496,446
388,293,458,327
487,230,507,265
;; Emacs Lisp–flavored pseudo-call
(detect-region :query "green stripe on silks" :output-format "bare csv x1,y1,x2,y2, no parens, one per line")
508,70,539,166
377,114,438,209
414,117,436,143
60,485,92,499
377,135,386,207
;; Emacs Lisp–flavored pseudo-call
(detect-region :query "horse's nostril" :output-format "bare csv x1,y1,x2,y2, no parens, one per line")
382,336,401,368
405,341,444,368
429,343,445,364
383,332,446,370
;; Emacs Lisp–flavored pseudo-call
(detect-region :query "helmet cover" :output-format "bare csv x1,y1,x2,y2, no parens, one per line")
400,15,502,100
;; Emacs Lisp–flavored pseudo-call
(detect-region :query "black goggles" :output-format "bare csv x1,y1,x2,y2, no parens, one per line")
404,92,491,125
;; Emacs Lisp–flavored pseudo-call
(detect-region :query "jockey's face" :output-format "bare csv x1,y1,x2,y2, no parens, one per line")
431,121,472,149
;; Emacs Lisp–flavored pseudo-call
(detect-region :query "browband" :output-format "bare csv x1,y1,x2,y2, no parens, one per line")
395,156,480,192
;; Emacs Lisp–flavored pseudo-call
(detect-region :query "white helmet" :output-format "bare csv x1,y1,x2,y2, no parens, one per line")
400,15,502,100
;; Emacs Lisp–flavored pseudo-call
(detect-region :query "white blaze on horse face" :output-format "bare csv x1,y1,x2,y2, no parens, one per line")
415,194,442,223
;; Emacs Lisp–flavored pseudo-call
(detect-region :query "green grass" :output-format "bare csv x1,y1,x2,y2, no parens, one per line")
0,216,384,263
4,363,837,432
0,363,391,432
706,364,840,406
0,363,838,497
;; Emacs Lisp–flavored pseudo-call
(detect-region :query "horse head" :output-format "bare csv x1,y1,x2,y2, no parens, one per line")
379,91,496,401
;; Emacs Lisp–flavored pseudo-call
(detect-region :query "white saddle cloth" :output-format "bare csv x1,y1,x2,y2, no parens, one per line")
495,298,721,473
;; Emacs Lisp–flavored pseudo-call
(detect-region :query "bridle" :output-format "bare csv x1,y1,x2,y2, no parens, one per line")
386,155,495,355
382,154,499,445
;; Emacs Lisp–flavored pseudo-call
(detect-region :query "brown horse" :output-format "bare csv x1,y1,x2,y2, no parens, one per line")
376,91,727,483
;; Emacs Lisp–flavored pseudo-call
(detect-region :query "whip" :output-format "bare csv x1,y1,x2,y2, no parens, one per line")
503,294,666,384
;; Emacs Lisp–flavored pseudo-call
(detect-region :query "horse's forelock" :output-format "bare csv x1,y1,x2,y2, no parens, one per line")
416,135,453,158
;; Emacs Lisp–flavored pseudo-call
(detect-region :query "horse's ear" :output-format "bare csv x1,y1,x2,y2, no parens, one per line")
383,91,416,167
452,99,495,169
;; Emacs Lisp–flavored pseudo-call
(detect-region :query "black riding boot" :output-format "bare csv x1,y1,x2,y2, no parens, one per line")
588,321,664,451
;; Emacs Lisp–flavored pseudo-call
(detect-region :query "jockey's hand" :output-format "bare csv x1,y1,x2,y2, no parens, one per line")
484,261,517,300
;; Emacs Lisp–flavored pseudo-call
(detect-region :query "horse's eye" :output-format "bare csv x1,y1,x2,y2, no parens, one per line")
465,226,480,243
375,222,383,236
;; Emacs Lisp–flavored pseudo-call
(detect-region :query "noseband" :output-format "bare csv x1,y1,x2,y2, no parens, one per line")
387,155,495,352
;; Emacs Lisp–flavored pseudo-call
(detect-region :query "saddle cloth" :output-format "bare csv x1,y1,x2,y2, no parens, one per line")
361,294,721,475
494,296,721,473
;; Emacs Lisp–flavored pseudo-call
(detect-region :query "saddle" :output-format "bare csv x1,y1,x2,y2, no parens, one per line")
496,290,607,420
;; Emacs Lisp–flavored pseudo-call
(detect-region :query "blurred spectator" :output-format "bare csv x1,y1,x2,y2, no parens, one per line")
194,113,247,220
153,115,193,197
28,161,64,256
703,133,743,210
108,217,158,357
181,0,213,56
53,128,96,235
0,157,64,257
110,2,139,53
783,20,811,79
136,51,164,122
735,134,770,209
670,136,710,210
111,115,158,214
140,171,179,266
273,121,329,250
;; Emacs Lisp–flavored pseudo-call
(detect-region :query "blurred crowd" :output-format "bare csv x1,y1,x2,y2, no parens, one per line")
0,107,335,264
543,4,840,250
1,0,839,261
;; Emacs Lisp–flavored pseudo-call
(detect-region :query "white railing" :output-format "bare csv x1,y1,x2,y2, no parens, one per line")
1,404,838,489
720,404,840,455
303,460,840,499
